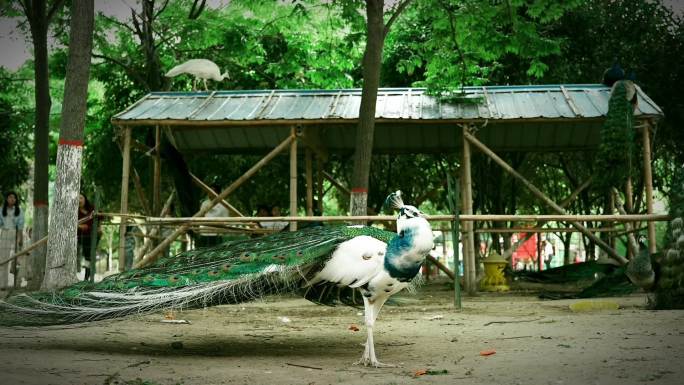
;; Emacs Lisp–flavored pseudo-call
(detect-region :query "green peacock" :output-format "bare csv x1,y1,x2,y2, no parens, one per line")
0,191,434,367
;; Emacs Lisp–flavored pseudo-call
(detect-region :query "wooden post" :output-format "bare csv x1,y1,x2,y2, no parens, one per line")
462,125,477,295
153,125,161,215
118,126,132,271
642,122,657,254
135,134,296,268
306,148,313,216
463,131,628,265
290,126,298,231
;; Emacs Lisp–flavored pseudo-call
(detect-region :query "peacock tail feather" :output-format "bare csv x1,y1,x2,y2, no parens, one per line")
595,80,636,192
0,225,396,327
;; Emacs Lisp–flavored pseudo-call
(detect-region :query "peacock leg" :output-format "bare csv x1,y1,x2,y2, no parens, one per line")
192,78,197,91
203,79,209,91
355,296,394,368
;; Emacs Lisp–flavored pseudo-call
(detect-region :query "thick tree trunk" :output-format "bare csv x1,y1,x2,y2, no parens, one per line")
349,0,385,217
25,1,51,291
42,0,94,290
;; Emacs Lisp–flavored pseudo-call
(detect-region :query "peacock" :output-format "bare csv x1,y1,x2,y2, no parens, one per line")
0,191,433,367
165,59,229,91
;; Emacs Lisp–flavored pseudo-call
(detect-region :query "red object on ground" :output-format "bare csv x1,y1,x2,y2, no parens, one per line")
479,349,496,356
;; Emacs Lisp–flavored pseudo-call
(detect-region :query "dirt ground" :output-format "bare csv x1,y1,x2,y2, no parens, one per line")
1,281,683,385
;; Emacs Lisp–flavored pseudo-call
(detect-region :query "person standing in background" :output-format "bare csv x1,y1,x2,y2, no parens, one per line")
0,192,24,288
77,193,98,281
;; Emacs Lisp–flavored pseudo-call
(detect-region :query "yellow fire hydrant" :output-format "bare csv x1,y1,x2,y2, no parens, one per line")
480,251,510,292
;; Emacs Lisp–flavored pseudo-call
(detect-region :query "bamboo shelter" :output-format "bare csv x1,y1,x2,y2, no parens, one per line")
110,85,664,294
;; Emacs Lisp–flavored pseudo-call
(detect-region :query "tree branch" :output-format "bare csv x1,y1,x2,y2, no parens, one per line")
93,53,150,90
155,0,170,19
46,0,66,24
99,13,135,34
383,0,413,37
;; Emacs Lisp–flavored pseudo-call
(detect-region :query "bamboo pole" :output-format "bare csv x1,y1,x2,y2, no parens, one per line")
290,127,298,231
132,167,152,216
462,126,477,295
427,254,455,280
463,131,629,265
189,172,245,217
134,190,176,262
118,126,132,271
0,216,93,267
642,122,657,254
135,134,296,268
446,174,461,308
138,213,670,224
306,148,313,216
153,125,161,215
322,171,350,196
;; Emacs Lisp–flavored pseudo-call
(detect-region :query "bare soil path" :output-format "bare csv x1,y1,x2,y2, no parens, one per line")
1,282,682,385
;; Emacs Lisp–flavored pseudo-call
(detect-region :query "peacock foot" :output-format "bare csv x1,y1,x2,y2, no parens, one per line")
354,356,398,368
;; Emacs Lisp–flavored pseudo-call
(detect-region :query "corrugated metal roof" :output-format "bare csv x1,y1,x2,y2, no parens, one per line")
112,85,664,154
113,85,663,123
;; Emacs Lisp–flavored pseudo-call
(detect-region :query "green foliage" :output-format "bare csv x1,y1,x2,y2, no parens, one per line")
0,68,33,194
386,0,581,94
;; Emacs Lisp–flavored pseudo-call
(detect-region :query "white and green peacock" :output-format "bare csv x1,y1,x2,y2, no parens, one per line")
0,191,434,367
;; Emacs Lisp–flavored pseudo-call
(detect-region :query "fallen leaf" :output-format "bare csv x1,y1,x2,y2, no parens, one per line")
479,349,496,356
348,324,360,332
414,369,428,377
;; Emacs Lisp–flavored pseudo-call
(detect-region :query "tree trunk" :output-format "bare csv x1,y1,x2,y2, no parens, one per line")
563,231,573,265
349,0,385,217
25,1,52,291
42,0,94,290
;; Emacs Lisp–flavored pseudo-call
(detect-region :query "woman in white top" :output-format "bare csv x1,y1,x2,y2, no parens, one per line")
0,192,25,288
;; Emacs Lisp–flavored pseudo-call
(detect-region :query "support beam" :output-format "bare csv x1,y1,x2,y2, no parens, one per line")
642,122,657,254
306,148,313,216
464,130,628,265
135,133,296,268
290,126,298,231
626,176,634,258
118,126,132,271
189,172,245,217
461,126,477,295
153,125,161,215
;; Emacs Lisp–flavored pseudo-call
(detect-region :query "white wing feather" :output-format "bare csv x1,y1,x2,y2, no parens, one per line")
307,236,386,288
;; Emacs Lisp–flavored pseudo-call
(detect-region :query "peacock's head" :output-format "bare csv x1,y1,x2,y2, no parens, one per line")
383,191,427,233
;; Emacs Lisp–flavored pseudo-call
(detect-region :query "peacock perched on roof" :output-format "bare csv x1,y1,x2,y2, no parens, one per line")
0,191,433,367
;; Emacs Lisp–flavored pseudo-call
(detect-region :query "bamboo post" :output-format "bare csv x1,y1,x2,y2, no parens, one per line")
462,126,477,295
642,122,657,254
290,126,298,231
306,148,313,216
447,173,462,308
135,134,296,268
118,126,132,271
464,131,629,265
153,125,161,215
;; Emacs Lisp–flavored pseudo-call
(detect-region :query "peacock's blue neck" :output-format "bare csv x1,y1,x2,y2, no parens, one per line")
384,220,433,282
